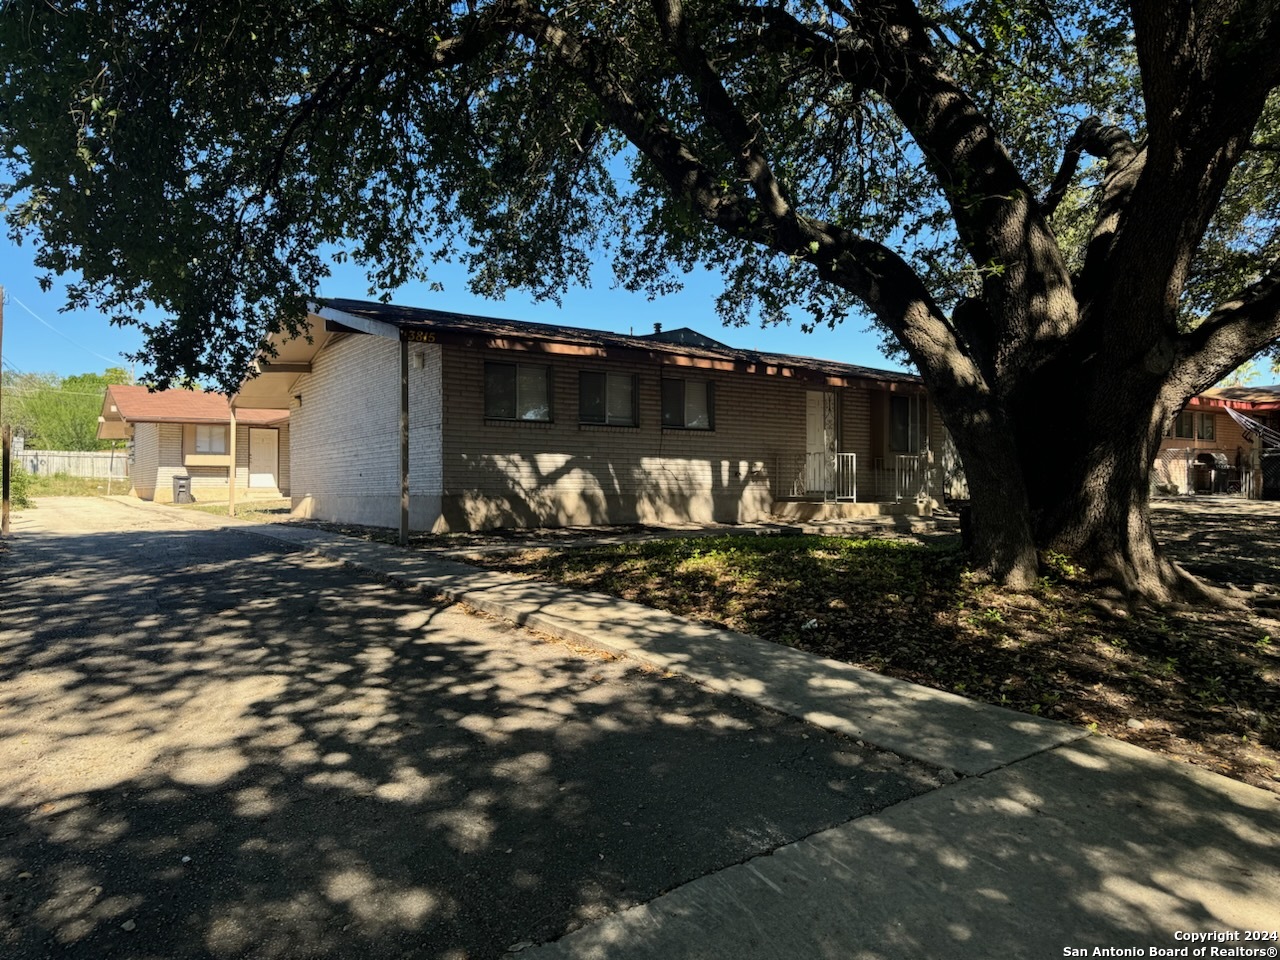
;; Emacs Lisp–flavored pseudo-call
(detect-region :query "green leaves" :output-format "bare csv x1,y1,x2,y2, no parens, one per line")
0,366,132,451
0,0,1276,394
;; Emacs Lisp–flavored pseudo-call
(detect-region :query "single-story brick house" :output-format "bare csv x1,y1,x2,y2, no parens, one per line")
233,299,946,535
97,385,291,503
1153,384,1280,497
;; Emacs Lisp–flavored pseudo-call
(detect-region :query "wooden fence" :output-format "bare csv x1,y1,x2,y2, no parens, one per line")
20,449,130,479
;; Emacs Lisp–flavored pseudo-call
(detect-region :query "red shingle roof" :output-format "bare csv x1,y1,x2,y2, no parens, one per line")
1200,385,1280,410
103,385,288,425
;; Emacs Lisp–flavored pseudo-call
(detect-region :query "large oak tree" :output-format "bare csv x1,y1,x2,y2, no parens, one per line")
3,0,1280,597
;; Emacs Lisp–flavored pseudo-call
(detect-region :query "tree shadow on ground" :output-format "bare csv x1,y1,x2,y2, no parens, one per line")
0,524,945,959
1152,497,1280,594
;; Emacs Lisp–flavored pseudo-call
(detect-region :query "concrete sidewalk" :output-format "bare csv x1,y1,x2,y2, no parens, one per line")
111,499,1280,956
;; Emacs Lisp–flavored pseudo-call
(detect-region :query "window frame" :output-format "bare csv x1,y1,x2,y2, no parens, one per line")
661,377,715,431
578,370,638,426
888,394,928,454
194,424,228,455
483,361,554,423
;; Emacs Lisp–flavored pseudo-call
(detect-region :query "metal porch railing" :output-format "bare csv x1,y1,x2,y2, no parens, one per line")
775,452,857,502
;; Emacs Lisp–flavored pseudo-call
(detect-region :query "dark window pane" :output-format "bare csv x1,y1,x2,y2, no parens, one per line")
662,379,683,426
485,363,516,419
580,372,606,423
889,395,910,451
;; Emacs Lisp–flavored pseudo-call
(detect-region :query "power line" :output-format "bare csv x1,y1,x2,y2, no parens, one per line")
5,387,113,398
9,295,123,367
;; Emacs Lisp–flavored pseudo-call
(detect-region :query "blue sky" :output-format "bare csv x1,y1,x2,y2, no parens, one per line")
0,231,908,382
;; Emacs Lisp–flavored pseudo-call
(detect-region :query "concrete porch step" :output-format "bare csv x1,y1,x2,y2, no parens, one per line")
771,498,935,521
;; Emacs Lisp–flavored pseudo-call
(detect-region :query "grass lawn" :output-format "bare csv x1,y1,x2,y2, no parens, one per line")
184,498,294,523
466,531,1280,793
21,473,126,498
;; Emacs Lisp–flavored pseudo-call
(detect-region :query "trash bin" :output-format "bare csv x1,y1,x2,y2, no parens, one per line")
172,475,193,504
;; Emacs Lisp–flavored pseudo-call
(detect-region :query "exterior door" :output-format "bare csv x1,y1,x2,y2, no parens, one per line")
248,428,279,489
805,390,833,494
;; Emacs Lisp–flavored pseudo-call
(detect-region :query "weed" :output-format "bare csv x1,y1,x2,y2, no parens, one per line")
1042,550,1082,580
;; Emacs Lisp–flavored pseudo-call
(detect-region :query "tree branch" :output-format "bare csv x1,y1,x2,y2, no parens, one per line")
1169,264,1280,398
1041,121,1090,219
649,0,798,241
835,0,1076,363
1095,1,1280,344
1072,119,1145,299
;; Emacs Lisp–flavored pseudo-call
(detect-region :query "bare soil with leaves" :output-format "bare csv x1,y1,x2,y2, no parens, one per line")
452,499,1280,794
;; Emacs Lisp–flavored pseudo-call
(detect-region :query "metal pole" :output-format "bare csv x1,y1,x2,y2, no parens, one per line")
0,283,5,431
399,337,409,547
228,398,238,517
1,285,7,534
2,425,10,535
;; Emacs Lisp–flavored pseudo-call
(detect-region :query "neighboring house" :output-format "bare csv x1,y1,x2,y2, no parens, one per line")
234,299,946,534
1153,384,1280,497
97,385,290,503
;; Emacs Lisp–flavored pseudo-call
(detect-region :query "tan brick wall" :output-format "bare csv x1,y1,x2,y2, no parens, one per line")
130,420,291,501
437,345,940,530
1155,402,1258,495
289,335,442,527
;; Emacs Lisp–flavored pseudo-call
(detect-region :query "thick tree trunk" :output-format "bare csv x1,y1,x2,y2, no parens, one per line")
938,411,1040,589
952,360,1226,603
1035,442,1187,600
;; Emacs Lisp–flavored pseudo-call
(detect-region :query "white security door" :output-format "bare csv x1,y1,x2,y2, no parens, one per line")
248,428,279,488
804,391,830,494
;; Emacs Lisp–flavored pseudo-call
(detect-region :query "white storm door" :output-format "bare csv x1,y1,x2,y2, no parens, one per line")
248,428,279,488
805,390,830,494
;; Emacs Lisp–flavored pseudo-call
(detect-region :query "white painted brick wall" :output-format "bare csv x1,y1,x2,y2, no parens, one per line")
130,422,159,499
153,423,186,502
289,336,441,526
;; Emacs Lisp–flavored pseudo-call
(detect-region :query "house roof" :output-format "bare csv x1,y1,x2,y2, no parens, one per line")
321,297,923,386
1200,384,1280,410
97,385,288,440
235,297,926,409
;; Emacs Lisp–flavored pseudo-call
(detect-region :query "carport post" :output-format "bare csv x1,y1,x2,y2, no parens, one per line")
2,425,10,537
228,400,238,518
1,285,8,536
400,336,409,547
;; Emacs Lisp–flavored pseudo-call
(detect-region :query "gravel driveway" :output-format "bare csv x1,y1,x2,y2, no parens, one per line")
0,498,950,959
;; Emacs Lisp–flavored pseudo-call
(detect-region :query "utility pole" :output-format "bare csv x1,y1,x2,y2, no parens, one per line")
1,283,9,536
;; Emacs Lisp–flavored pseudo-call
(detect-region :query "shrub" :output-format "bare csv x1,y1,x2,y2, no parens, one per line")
7,465,32,509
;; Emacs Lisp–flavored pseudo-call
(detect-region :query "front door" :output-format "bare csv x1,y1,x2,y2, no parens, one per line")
248,428,279,489
805,390,833,494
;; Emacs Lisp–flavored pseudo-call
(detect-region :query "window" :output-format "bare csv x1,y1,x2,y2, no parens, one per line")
195,425,228,454
484,362,552,421
889,395,928,453
1197,412,1216,441
661,378,714,430
579,372,637,425
1172,411,1195,439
